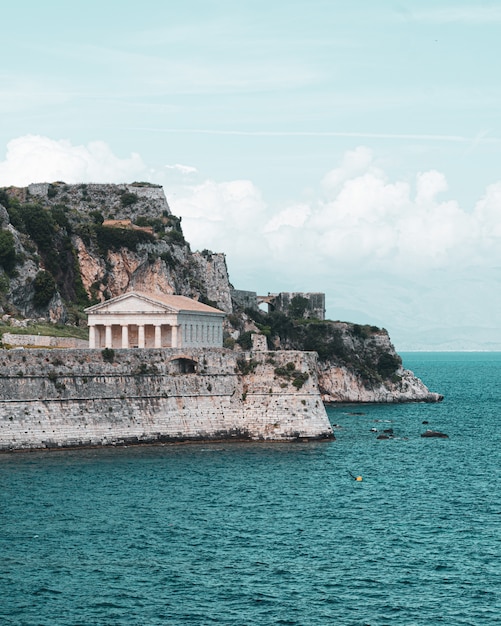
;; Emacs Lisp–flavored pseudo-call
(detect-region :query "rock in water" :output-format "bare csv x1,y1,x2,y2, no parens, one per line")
421,430,448,438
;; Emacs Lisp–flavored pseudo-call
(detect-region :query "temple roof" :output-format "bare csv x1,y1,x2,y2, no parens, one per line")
85,291,225,316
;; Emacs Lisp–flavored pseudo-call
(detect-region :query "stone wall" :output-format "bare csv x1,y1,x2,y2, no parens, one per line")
231,289,259,311
0,347,333,451
2,333,88,349
27,183,171,222
270,293,326,320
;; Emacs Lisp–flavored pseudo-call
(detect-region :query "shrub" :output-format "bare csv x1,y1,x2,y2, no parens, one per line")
0,229,16,273
96,224,155,253
0,189,10,208
120,192,138,207
236,331,253,350
289,295,309,319
33,271,56,308
236,358,258,375
101,348,115,363
377,353,401,378
292,372,309,389
89,210,104,224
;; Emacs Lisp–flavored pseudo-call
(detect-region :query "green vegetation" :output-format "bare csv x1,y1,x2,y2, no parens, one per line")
6,202,89,307
240,305,400,385
96,224,155,253
120,192,138,207
377,353,401,378
101,348,115,363
274,361,309,389
0,229,16,273
33,271,56,308
236,358,258,375
236,331,253,350
0,322,88,340
289,295,309,319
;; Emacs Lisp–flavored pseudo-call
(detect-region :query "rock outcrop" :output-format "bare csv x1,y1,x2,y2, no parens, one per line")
0,182,441,404
317,362,443,403
0,183,233,321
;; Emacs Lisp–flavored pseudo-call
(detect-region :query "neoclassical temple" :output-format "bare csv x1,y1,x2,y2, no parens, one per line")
85,291,225,350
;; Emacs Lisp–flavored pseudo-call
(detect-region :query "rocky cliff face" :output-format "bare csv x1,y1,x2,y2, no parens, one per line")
0,182,441,403
232,311,443,403
0,183,233,323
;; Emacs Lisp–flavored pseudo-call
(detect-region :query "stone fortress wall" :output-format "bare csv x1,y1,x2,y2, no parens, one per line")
26,182,171,222
232,290,326,320
0,347,333,451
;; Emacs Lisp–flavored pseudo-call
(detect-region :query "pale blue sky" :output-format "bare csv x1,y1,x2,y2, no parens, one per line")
2,1,501,349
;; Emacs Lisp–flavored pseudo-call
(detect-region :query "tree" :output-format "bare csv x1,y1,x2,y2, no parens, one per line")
289,295,309,319
33,271,56,308
0,229,16,273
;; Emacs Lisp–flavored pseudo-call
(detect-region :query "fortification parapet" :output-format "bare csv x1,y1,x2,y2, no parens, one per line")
0,347,333,450
26,182,171,221
257,292,325,320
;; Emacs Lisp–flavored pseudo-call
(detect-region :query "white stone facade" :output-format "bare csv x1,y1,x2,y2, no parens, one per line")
85,292,225,350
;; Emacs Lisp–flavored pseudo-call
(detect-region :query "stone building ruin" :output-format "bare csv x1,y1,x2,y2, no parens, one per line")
232,290,325,320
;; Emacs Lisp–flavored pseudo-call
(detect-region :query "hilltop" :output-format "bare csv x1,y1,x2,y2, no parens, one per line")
0,182,441,403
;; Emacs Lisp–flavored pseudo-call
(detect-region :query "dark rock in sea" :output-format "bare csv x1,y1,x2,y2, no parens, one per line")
421,430,448,438
422,420,429,425
377,434,392,440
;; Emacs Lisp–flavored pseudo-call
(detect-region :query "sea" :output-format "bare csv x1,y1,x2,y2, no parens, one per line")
1,352,500,626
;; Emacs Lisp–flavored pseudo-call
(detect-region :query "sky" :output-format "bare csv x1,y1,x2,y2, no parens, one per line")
1,0,501,350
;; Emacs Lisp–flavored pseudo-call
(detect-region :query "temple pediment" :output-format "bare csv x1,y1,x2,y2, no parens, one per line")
86,293,176,315
85,291,225,316
85,291,225,350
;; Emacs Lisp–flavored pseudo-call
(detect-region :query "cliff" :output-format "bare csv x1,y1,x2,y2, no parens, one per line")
230,311,443,403
0,182,233,324
0,347,333,451
0,182,441,404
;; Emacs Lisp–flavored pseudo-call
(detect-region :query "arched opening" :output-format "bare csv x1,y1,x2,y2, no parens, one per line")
169,357,198,374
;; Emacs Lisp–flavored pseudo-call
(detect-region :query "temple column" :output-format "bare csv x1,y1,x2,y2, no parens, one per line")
138,324,145,349
105,324,112,348
88,325,96,349
121,325,129,349
171,325,178,348
154,324,162,348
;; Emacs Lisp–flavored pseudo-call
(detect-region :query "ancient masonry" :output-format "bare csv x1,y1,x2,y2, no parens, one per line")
232,290,326,320
0,346,333,451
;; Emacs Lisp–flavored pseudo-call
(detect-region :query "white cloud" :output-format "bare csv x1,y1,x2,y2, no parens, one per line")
167,148,501,285
0,135,146,186
264,204,311,233
321,146,375,194
170,178,268,261
165,164,198,175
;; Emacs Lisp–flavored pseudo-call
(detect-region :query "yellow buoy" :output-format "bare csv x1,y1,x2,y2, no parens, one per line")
355,476,363,482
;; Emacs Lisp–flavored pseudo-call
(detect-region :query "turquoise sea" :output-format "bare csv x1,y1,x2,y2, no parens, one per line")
1,353,500,625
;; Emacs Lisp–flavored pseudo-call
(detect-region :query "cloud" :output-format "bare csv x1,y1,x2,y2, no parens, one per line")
170,178,268,262
166,155,501,349
169,147,501,297
165,164,198,175
0,135,146,186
